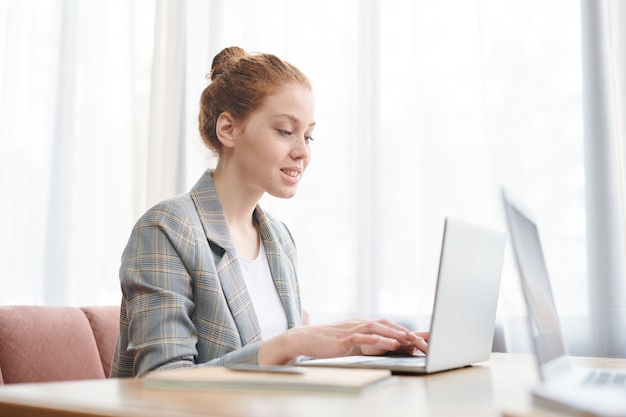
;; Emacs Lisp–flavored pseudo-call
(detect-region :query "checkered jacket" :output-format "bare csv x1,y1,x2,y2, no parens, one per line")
111,170,303,377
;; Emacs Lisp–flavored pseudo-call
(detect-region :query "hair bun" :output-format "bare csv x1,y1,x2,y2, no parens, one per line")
209,46,248,81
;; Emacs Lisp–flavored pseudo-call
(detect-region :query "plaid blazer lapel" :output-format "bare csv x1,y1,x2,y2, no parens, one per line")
190,170,262,346
255,207,302,329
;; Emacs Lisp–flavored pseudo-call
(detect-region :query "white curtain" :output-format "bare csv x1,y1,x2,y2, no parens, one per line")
147,0,186,206
2,0,623,357
0,0,154,305
581,0,626,357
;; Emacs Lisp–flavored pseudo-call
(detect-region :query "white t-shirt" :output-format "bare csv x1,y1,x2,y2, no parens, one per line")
239,241,288,339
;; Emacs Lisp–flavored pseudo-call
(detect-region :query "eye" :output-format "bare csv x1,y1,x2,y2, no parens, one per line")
277,129,292,137
305,136,314,144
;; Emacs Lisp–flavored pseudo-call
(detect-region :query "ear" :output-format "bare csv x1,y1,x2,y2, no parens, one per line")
216,112,237,149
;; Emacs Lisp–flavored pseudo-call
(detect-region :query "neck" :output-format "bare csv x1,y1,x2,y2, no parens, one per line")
211,165,262,229
211,166,262,259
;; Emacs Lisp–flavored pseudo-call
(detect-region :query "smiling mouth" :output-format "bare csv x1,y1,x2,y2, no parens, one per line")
281,169,300,178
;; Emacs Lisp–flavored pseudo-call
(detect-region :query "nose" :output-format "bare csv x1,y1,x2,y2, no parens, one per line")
292,135,311,160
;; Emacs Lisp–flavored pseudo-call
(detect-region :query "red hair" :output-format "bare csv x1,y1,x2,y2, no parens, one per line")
198,46,312,153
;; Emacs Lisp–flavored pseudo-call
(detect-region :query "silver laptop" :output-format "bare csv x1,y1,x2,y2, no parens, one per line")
299,217,506,375
502,190,626,416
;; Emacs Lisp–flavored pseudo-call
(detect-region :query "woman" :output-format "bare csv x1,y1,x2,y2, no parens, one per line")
111,46,428,377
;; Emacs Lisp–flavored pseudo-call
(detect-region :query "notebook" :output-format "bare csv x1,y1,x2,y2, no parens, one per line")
299,217,506,375
143,364,391,393
502,190,626,416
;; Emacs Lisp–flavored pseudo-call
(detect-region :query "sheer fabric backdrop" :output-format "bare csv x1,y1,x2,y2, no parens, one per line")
1,0,624,355
0,0,153,305
580,0,626,357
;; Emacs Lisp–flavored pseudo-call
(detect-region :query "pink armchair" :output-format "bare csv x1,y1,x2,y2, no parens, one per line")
0,305,119,384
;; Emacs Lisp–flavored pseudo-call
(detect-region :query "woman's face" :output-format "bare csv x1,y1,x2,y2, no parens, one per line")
232,82,315,199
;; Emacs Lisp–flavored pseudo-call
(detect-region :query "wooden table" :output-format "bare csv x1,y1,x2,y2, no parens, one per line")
0,353,623,417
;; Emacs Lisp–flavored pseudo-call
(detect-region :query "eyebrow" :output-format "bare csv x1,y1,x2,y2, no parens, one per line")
274,113,316,128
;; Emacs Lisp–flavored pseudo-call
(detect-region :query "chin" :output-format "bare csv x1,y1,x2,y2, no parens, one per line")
268,189,298,199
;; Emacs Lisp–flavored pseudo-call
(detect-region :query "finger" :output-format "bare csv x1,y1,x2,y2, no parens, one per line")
355,321,413,342
338,319,416,343
373,320,428,344
343,333,396,347
416,339,428,353
412,331,429,342
358,337,404,356
411,336,428,353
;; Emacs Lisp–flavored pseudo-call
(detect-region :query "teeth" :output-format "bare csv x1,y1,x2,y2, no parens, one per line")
283,170,299,178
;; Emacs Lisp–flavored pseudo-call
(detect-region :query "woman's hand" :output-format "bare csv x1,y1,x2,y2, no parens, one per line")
258,319,429,365
366,330,429,356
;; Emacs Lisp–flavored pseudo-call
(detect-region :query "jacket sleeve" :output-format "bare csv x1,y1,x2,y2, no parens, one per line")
119,199,261,377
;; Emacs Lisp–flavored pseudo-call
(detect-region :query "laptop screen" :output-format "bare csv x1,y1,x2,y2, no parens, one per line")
502,192,567,366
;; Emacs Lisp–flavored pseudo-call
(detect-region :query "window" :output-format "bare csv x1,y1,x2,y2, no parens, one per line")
2,1,588,355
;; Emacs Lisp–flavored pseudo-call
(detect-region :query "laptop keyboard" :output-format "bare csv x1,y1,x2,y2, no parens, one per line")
583,370,626,387
354,355,426,367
